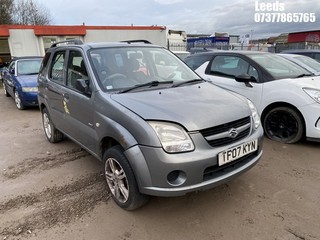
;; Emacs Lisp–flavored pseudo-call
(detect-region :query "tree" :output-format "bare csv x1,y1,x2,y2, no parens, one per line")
0,0,14,24
13,0,52,25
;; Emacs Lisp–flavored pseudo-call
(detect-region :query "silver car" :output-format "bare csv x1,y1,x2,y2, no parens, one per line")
278,53,320,75
37,40,264,210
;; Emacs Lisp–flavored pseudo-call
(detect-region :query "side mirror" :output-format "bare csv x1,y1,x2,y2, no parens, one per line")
9,69,15,75
75,79,91,96
235,74,257,88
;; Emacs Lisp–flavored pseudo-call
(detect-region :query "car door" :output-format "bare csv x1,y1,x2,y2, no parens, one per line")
3,61,16,96
61,49,97,153
45,50,68,130
197,55,264,111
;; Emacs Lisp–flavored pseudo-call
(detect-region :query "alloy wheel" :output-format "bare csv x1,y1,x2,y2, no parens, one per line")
264,108,301,143
14,91,22,109
105,157,129,203
43,112,52,139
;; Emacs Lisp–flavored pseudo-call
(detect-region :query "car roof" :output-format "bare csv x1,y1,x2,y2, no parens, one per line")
281,49,320,53
278,53,306,58
187,50,271,57
48,40,163,51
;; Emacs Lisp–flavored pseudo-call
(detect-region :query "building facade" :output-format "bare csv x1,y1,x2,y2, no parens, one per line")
0,25,167,62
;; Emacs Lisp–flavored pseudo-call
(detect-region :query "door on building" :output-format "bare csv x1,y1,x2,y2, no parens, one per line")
0,38,11,67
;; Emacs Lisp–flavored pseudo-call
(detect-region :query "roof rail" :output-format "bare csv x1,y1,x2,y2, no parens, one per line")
50,39,83,48
120,40,152,44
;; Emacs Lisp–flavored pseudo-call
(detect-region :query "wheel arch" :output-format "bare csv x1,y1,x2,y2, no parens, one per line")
261,101,306,138
39,102,47,112
99,136,120,159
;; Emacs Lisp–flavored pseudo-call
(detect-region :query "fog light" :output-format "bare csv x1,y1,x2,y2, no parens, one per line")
167,170,186,186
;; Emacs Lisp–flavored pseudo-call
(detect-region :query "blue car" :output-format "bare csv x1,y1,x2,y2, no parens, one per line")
2,57,43,110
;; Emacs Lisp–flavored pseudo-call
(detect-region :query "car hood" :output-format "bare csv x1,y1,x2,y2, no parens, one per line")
111,82,251,131
16,74,38,87
281,75,320,88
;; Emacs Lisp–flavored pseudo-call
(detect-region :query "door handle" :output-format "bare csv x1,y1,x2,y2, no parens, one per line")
63,93,69,102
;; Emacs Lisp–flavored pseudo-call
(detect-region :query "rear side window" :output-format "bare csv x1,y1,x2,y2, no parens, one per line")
49,51,65,83
39,52,50,77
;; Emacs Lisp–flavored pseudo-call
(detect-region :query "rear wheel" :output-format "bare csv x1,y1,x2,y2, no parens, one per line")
3,82,9,97
42,108,64,143
263,106,304,143
103,145,149,210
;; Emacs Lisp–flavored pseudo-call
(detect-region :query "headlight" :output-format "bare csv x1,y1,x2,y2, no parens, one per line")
247,99,260,129
148,121,194,153
22,87,38,92
303,88,320,103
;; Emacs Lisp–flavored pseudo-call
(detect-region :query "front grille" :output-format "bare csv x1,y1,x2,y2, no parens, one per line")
200,116,251,147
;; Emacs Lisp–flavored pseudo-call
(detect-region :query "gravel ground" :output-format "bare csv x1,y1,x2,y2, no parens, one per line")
0,87,319,240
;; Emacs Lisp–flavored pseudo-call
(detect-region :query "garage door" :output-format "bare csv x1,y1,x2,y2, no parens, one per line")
0,38,11,65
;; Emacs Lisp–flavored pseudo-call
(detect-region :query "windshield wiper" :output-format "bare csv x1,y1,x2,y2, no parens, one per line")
295,73,314,78
172,79,204,87
119,80,173,93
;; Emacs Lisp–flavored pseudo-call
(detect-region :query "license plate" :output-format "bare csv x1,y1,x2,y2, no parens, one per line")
218,139,258,166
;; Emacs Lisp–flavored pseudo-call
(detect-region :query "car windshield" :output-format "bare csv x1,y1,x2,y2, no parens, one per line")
248,54,311,79
89,46,200,91
294,56,320,72
17,59,42,75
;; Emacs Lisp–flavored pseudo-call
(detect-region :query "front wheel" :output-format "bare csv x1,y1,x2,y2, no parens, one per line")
14,90,25,110
42,108,64,143
103,146,149,210
263,106,304,143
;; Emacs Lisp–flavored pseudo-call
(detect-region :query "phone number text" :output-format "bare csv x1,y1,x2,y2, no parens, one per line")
254,13,316,23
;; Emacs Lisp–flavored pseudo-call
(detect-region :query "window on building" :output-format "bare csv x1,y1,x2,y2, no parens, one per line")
43,37,57,52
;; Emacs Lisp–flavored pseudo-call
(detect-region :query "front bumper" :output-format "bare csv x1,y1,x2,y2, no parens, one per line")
20,91,38,106
125,127,264,197
299,103,320,141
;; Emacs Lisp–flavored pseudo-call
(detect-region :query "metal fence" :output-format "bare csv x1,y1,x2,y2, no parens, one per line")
168,41,320,53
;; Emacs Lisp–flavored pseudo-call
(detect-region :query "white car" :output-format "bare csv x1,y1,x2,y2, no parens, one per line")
189,51,320,143
278,53,320,75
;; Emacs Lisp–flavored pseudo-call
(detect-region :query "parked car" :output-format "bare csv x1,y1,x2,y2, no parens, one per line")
2,56,43,109
189,47,215,55
278,53,320,75
189,51,320,143
0,67,6,82
172,50,191,61
38,40,263,210
184,52,214,70
281,49,320,63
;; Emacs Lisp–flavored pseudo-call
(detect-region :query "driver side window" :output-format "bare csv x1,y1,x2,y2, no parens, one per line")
210,56,258,80
66,50,88,90
8,61,15,75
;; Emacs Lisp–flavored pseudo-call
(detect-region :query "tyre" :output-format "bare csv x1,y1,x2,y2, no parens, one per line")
42,108,64,143
14,90,25,110
3,82,9,97
103,145,149,210
263,106,304,143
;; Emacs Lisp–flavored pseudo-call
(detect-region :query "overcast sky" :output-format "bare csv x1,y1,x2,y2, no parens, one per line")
37,0,320,39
